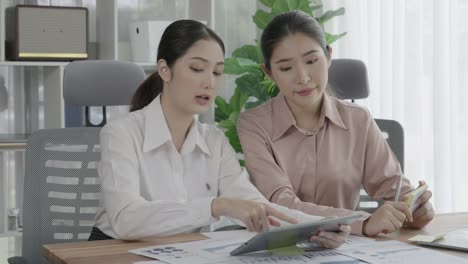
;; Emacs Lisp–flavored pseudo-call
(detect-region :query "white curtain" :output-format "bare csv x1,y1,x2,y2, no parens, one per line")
323,0,468,213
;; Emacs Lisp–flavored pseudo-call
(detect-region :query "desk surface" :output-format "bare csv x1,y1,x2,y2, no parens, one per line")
43,212,468,264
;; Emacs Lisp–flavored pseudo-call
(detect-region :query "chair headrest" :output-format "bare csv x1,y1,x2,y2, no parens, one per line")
63,60,147,106
328,59,369,100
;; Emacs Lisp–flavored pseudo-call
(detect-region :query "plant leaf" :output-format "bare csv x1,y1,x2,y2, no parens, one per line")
318,7,345,25
214,96,232,122
259,0,275,8
229,86,250,112
218,118,236,130
239,159,245,167
253,9,274,30
325,32,347,45
225,128,243,153
310,4,322,11
236,72,268,100
224,57,259,75
245,100,264,109
272,0,313,16
215,108,229,123
215,96,232,115
232,45,263,64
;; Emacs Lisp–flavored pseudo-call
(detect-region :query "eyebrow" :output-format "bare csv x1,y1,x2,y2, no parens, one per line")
190,56,224,65
273,49,319,64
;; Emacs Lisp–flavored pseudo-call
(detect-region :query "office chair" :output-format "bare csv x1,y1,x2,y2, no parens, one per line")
8,61,146,264
328,59,405,213
63,60,147,126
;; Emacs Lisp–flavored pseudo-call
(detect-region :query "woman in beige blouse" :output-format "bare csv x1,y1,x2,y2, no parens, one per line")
237,10,434,236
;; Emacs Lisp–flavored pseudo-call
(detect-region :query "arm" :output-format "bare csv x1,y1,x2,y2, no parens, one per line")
362,115,414,201
99,123,216,240
237,115,369,235
216,135,352,247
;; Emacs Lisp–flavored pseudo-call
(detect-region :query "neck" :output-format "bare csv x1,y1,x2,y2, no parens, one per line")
286,94,324,131
160,93,193,152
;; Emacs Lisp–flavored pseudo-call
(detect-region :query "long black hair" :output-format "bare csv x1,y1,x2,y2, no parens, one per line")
130,20,225,112
261,10,329,70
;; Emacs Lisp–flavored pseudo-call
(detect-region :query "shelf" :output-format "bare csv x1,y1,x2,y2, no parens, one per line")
0,134,29,150
0,61,156,69
0,61,70,67
0,231,22,238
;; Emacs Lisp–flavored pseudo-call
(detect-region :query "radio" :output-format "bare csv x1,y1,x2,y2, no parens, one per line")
6,5,88,61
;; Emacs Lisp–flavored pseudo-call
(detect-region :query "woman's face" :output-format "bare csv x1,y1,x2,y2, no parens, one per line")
266,33,330,110
160,39,224,115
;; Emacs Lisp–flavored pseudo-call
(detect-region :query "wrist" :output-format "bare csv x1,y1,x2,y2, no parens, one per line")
211,198,225,218
362,218,369,236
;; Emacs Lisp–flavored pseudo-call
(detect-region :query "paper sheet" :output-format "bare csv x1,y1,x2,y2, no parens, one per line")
201,229,256,241
130,232,468,264
337,237,468,264
129,232,365,264
133,261,169,264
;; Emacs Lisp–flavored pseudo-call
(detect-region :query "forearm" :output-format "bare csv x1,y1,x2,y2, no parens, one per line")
104,188,216,239
271,187,370,235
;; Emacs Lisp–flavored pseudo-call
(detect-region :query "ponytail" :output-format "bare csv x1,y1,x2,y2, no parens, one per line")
130,72,163,112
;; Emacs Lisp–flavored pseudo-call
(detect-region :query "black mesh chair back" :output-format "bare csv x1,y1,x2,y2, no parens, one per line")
329,59,404,213
21,128,101,264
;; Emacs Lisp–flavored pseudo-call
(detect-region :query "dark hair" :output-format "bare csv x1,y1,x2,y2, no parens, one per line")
130,20,225,112
261,10,329,70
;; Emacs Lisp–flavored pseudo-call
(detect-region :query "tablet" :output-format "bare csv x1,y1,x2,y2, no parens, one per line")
229,213,362,256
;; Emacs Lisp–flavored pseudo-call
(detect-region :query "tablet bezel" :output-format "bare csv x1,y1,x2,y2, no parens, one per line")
230,213,362,256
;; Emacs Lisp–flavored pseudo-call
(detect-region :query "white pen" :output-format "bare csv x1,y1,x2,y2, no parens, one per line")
394,174,403,202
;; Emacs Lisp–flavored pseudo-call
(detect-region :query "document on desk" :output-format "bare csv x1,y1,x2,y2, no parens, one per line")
134,261,169,264
337,235,468,264
412,226,468,252
129,230,365,264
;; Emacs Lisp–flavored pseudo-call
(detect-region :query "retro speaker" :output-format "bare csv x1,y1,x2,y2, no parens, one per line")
6,5,88,61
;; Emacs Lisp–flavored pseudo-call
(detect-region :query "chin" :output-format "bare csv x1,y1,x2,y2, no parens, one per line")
191,105,211,115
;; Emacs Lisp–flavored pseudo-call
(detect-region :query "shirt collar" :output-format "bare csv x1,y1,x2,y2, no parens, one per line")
142,95,211,157
271,94,296,141
271,94,347,141
180,119,211,157
322,94,348,130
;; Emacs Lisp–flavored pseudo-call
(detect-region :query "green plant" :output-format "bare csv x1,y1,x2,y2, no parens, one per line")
215,0,346,164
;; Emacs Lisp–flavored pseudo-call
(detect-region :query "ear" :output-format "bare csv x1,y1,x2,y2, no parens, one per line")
157,59,171,82
261,64,275,81
326,46,333,67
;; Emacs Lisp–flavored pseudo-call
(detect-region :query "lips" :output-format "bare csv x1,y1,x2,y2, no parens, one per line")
195,94,211,105
296,88,314,96
196,95,210,100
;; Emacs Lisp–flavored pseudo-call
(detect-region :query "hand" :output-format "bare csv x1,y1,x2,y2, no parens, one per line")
363,201,413,236
309,225,351,249
407,181,434,229
211,198,298,232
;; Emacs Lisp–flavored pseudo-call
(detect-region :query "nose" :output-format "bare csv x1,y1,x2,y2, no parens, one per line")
297,64,311,85
204,73,216,90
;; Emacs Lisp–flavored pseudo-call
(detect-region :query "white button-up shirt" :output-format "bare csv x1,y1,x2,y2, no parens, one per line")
95,95,320,240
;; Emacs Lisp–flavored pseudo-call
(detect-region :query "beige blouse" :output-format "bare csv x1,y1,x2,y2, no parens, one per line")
237,94,414,234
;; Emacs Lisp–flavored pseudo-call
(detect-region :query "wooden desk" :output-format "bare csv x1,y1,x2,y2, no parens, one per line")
43,213,468,264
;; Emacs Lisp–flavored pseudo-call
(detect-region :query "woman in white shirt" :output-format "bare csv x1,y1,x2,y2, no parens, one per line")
90,20,351,248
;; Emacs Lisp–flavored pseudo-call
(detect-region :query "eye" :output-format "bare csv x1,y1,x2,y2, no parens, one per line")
213,71,222,76
306,58,318,64
190,67,203,72
279,66,292,72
